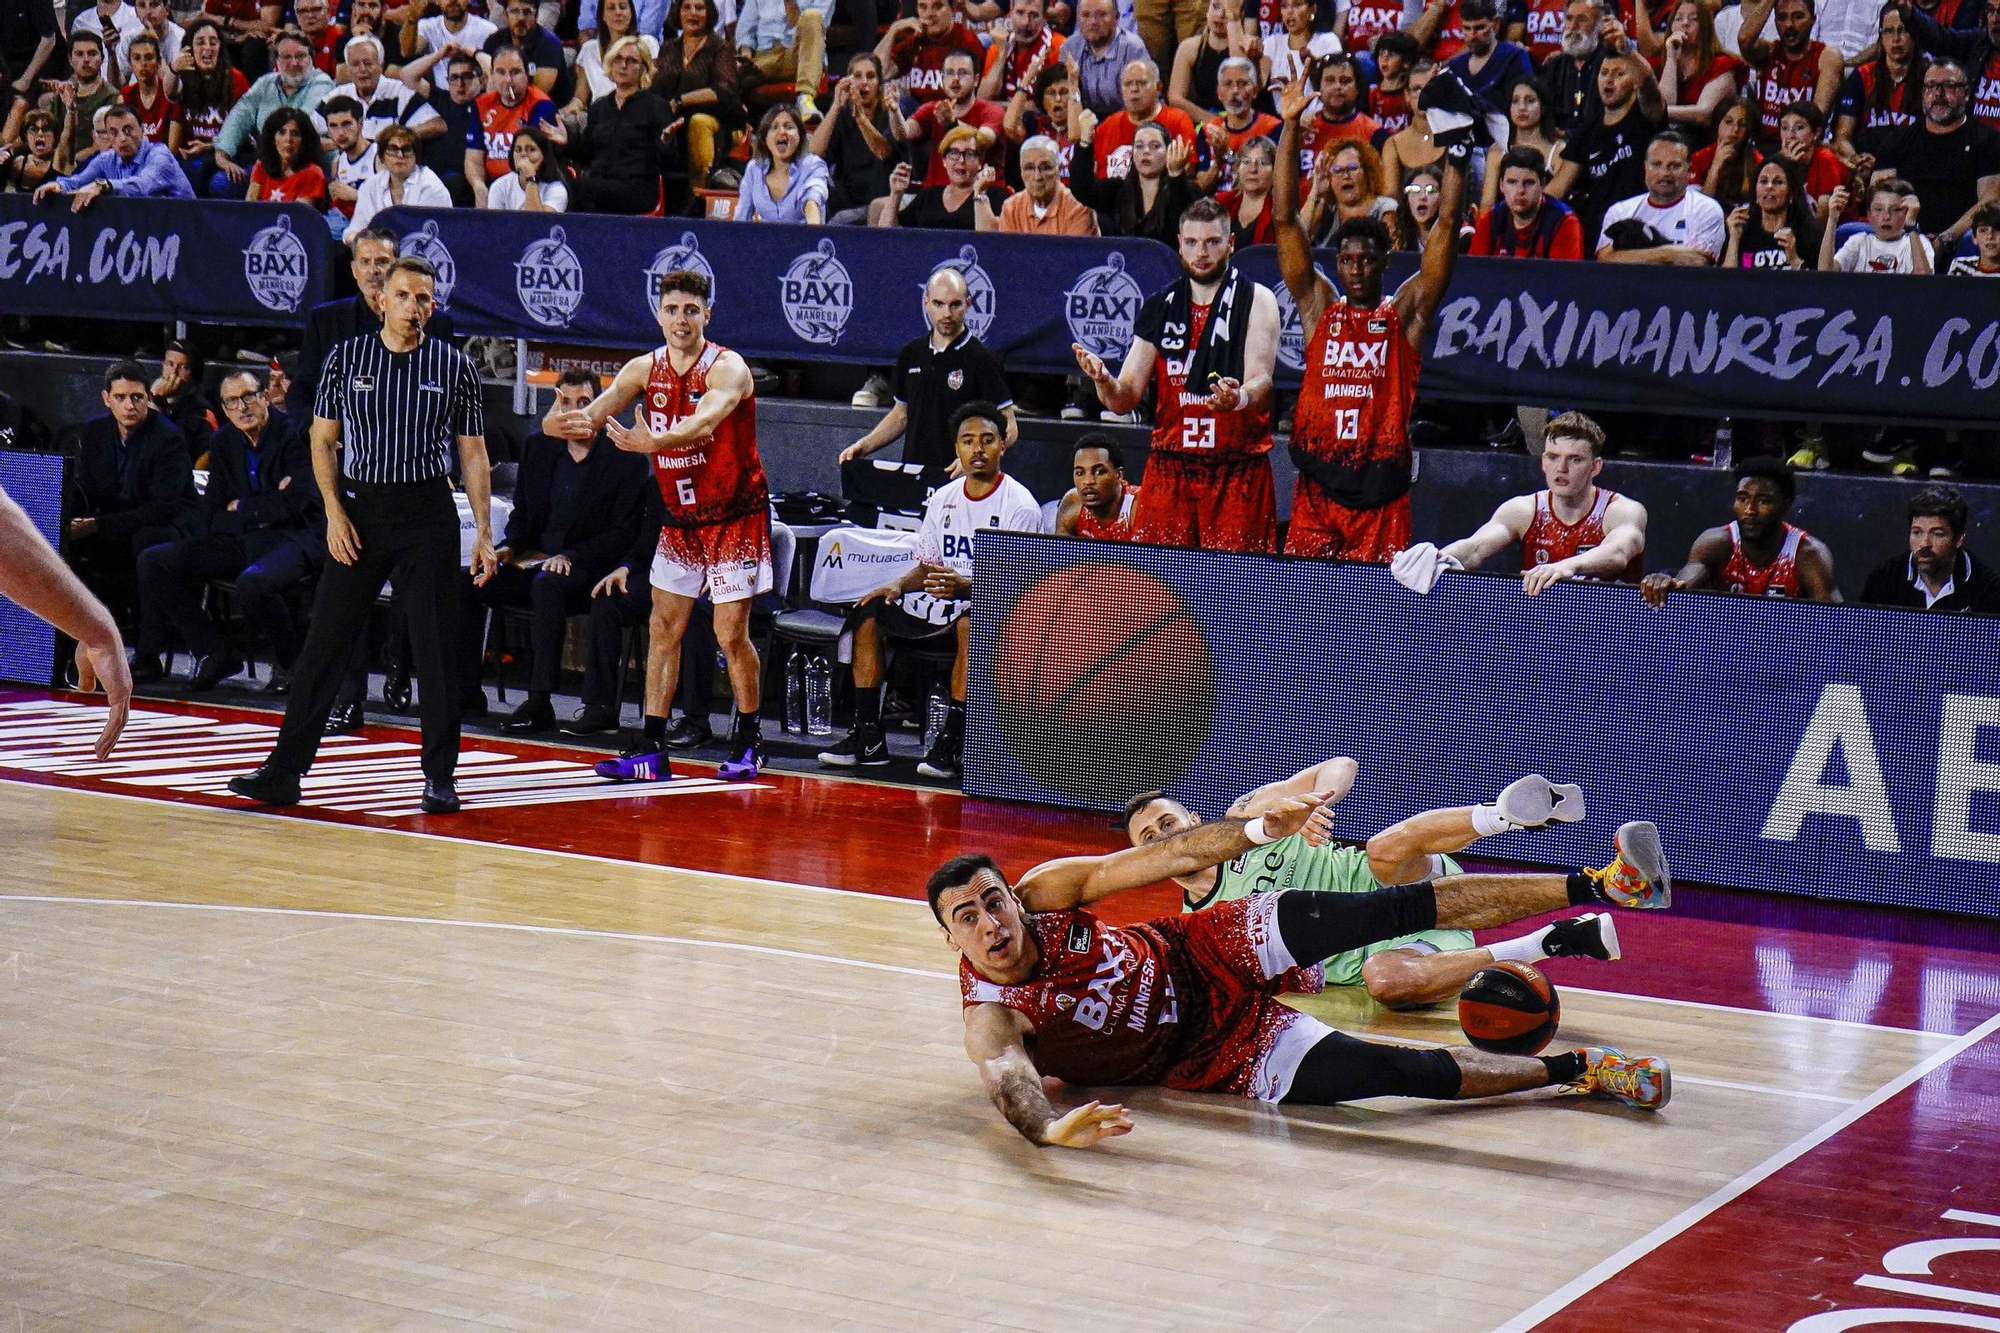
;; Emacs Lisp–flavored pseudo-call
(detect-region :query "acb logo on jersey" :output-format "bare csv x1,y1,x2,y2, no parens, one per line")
398,219,457,309
645,231,717,311
926,245,995,340
1063,251,1145,360
780,238,853,345
514,225,585,329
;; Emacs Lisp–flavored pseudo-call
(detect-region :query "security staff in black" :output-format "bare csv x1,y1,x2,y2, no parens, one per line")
229,256,499,816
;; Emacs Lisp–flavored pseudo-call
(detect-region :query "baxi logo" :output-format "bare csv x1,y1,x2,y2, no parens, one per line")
242,214,310,313
780,238,852,345
515,225,585,328
1063,252,1145,361
926,245,995,339
398,220,456,309
645,231,716,310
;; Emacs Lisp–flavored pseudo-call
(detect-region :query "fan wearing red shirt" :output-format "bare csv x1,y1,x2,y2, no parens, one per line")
1738,0,1842,141
246,106,328,206
1776,100,1848,206
980,0,1065,100
120,34,180,146
905,48,1009,183
1468,145,1587,254
1298,54,1381,194
471,48,561,185
1193,56,1280,190
294,0,344,72
1094,56,1198,176
1410,0,1469,60
880,0,986,105
1367,33,1423,134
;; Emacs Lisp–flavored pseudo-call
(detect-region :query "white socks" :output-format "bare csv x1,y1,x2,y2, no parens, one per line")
1470,802,1521,838
1486,925,1552,965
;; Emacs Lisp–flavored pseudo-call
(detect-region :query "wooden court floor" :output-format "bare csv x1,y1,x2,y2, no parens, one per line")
0,781,1960,1333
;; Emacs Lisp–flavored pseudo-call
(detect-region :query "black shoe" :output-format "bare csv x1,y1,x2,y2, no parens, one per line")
263,669,291,696
323,702,363,736
559,704,621,736
421,779,460,814
460,690,489,718
129,653,165,685
1542,912,1621,961
916,733,962,781
818,725,889,767
186,652,243,693
665,715,714,750
227,763,300,805
382,666,412,713
501,698,555,735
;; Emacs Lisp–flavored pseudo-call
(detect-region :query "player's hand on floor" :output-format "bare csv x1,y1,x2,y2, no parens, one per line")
1043,1100,1133,1148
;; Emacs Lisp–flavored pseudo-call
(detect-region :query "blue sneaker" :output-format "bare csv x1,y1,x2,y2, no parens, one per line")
717,736,764,780
595,744,673,781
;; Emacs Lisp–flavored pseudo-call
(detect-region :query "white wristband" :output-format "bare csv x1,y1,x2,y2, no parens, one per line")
1243,816,1275,846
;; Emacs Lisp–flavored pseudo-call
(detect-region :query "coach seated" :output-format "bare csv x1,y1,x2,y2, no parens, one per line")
477,370,651,735
67,360,195,624
30,101,194,204
1861,485,2000,615
130,367,323,692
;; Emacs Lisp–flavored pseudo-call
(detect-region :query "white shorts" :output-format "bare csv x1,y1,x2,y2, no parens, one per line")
650,510,774,605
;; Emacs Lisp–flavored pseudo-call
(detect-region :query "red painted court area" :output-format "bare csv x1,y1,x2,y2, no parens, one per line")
8,689,2000,1331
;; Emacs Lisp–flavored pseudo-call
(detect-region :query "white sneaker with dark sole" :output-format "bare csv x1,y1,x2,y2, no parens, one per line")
1495,774,1587,828
1542,912,1620,961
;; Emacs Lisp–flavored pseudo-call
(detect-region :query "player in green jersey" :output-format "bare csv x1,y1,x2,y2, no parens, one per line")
1122,761,1623,1007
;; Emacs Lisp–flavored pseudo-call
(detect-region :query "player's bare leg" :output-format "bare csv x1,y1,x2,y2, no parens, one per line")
595,587,695,781
1280,1030,1669,1111
714,597,763,778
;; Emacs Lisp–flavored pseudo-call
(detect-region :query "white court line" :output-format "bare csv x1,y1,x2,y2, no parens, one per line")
1488,1008,2000,1333
0,774,1940,1037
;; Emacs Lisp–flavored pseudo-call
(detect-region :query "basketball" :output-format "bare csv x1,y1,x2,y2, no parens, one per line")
1458,961,1561,1055
991,561,1215,803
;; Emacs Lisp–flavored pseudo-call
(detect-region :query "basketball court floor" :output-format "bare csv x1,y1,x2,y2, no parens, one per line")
3,691,1999,1332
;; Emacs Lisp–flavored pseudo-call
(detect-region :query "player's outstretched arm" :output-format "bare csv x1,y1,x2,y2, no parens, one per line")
1396,152,1467,351
610,351,751,454
548,352,648,441
966,1003,1135,1148
1523,497,1650,594
1272,74,1330,334
1226,759,1358,819
1017,792,1336,911
1442,494,1535,571
0,484,131,759
1640,526,1730,608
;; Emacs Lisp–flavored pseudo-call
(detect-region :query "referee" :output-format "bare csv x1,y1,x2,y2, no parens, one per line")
229,256,497,815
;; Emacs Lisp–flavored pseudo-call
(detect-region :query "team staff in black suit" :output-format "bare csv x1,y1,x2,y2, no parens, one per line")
480,369,650,736
230,257,497,816
129,367,326,693
67,360,195,624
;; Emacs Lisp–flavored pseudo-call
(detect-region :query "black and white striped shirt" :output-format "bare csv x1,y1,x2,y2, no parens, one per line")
315,333,484,484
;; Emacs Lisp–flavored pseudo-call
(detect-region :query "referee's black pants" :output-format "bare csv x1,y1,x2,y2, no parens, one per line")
270,478,465,783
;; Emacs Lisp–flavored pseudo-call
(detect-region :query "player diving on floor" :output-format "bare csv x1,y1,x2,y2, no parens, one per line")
934,791,1672,1149
1123,763,1617,1008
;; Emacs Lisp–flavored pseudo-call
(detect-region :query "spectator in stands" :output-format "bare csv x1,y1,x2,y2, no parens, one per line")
170,20,245,186
1541,0,1608,135
338,0,406,75
0,111,60,191
1211,134,1274,245
819,401,1042,778
811,52,900,222
1368,33,1424,134
568,34,671,211
331,34,443,144
33,98,192,201
1394,161,1458,248
1867,57,2000,254
1862,486,2000,612
1065,0,1153,119
292,0,340,75
736,102,826,218
1548,25,1663,244
120,0,183,91
1637,0,1741,134
1472,143,1576,252
467,45,562,206
578,0,674,49
999,131,1099,230
735,0,828,122
1897,0,2000,133
1297,54,1385,190
1640,456,1837,605
1380,87,1447,189
1001,58,1076,176
481,369,649,735
980,0,1064,104
1949,199,2000,273
120,34,177,147
130,367,322,692
1448,0,1533,111
1775,101,1846,208
1165,0,1249,124
319,94,375,238
1053,435,1138,539
840,267,1016,468
1191,56,1277,191
1818,176,1933,270
485,121,567,208
209,29,333,196
1737,0,1842,143
244,104,326,204
149,340,217,462
398,47,484,202
901,48,1005,185
1072,113,1198,240
485,0,572,105
202,0,280,80
1724,157,1818,266
1267,0,1340,98
51,30,118,172
1833,4,1923,160
1692,95,1760,206
72,0,144,58
1595,128,1724,261
403,0,497,64
1476,77,1561,208
66,359,193,622
650,0,740,193
574,0,658,114
878,0,984,108
349,121,453,227
1094,57,1196,176
874,121,1006,227
1300,138,1396,241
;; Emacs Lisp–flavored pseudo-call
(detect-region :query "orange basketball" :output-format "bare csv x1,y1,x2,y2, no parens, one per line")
1458,961,1560,1055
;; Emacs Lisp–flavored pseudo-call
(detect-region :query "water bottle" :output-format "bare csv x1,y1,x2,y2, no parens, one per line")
1711,419,1734,470
784,650,807,734
924,689,949,749
805,654,834,736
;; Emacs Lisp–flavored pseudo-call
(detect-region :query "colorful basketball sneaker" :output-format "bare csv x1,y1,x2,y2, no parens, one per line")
717,736,764,780
1583,820,1671,909
595,744,673,781
1559,1045,1671,1110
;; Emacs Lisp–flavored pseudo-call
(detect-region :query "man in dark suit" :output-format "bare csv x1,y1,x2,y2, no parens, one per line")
1862,485,2000,615
68,359,194,624
478,369,650,735
130,367,326,692
150,341,219,465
